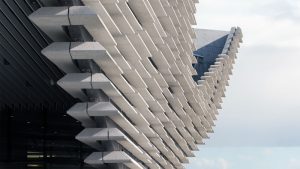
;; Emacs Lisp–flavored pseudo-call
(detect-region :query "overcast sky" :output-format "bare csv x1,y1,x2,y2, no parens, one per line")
187,0,300,168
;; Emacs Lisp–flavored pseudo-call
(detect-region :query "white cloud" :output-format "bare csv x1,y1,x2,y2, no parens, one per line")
262,148,273,156
288,158,300,169
195,0,300,47
219,158,230,169
190,158,230,169
256,0,300,21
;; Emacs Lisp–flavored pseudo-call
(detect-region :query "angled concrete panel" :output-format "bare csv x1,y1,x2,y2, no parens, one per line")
27,1,243,169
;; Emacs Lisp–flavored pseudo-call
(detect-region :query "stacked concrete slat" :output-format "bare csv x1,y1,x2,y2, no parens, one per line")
198,27,243,119
28,1,242,169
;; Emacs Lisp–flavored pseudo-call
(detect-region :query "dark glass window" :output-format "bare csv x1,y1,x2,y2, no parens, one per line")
0,104,94,169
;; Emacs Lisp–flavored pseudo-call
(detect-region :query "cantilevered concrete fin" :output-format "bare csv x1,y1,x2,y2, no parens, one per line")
85,151,144,169
193,29,230,80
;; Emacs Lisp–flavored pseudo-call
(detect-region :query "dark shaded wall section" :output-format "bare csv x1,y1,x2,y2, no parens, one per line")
0,0,75,106
0,105,94,169
192,29,229,81
0,1,94,169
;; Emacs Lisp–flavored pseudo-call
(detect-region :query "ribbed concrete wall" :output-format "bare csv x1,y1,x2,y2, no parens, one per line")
28,1,243,169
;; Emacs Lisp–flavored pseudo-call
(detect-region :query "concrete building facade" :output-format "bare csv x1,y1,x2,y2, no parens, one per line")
0,0,242,169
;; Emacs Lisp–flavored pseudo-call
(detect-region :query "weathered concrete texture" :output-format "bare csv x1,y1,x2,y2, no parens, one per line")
29,1,243,169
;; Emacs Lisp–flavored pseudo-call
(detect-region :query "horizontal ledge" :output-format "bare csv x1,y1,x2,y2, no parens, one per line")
85,151,144,169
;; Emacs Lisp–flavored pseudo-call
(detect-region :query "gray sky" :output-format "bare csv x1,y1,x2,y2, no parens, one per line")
194,0,300,147
187,0,300,168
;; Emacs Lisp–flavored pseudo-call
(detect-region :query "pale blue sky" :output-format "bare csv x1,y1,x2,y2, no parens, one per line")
187,0,300,168
188,147,300,169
